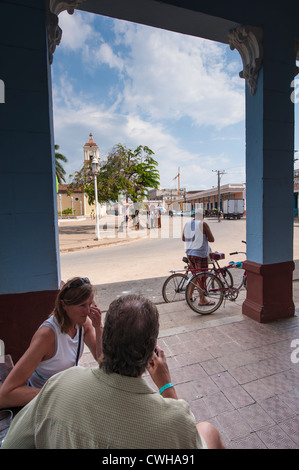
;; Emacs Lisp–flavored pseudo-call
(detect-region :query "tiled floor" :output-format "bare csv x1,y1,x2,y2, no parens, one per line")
80,282,299,449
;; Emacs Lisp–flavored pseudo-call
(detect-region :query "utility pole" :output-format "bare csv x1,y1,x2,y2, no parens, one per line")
173,167,180,194
212,170,226,222
173,167,181,209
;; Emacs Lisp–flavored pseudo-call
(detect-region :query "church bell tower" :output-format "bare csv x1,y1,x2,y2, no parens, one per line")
83,133,99,163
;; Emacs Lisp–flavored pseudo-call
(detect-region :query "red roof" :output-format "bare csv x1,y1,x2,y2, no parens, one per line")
84,133,97,147
58,184,83,194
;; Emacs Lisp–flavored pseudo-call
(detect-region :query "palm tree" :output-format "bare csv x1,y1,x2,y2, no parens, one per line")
55,144,68,184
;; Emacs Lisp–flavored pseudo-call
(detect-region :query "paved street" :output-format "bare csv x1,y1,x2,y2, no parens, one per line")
59,215,299,449
60,215,248,309
60,215,299,309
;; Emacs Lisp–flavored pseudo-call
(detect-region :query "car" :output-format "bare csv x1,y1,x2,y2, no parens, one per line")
179,210,194,217
156,206,166,214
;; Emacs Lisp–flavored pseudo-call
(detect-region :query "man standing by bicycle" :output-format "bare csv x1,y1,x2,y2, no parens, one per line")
182,208,215,306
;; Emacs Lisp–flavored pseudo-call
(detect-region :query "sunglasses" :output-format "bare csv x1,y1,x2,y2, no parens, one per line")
65,277,90,290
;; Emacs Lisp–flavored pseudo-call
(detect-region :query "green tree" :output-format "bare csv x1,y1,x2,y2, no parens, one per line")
55,144,68,184
69,144,160,204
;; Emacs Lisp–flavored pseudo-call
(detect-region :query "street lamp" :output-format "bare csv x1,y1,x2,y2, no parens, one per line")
91,155,100,240
59,194,62,217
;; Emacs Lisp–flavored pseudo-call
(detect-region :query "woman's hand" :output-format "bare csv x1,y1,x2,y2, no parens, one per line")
86,305,103,361
88,305,102,330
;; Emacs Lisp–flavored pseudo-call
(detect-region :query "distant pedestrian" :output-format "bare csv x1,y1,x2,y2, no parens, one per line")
150,208,155,228
146,210,150,229
134,209,140,230
157,209,162,228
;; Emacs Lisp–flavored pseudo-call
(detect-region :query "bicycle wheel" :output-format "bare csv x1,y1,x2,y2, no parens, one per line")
218,267,233,288
185,272,224,315
228,266,247,289
162,273,189,303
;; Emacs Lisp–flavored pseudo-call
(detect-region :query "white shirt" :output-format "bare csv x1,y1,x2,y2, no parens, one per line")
27,315,84,388
184,219,208,257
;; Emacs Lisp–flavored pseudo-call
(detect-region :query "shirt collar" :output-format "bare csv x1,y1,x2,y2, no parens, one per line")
92,367,156,395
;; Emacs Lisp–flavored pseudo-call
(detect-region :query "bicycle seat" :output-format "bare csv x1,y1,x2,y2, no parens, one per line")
209,252,225,260
182,256,188,264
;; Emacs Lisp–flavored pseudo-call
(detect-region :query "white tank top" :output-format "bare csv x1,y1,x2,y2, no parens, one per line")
184,219,209,257
28,315,84,388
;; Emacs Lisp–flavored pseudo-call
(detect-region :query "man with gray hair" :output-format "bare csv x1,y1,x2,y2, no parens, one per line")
182,208,215,306
2,294,224,449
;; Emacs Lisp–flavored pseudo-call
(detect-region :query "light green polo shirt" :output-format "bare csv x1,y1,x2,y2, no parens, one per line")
2,366,207,449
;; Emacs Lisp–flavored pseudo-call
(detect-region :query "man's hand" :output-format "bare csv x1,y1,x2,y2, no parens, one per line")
147,345,178,399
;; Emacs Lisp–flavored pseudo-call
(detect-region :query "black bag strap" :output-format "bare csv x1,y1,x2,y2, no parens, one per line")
75,327,82,366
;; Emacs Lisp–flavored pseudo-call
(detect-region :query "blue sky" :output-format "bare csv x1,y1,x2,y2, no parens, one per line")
51,10,299,191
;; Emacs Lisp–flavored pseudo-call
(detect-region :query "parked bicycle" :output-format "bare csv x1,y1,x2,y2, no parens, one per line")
162,252,234,303
162,258,194,303
185,244,247,315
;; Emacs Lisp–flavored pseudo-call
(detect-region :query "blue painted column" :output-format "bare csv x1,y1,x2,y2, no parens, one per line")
243,25,295,322
294,193,298,217
0,1,60,361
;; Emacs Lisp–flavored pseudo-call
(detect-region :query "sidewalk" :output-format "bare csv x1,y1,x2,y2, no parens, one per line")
58,215,148,252
80,292,299,449
60,217,299,449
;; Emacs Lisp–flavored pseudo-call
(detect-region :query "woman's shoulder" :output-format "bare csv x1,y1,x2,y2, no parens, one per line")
33,322,56,344
25,322,56,361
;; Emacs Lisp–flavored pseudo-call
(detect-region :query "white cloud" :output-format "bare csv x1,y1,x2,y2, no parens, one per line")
57,12,244,129
58,11,123,72
53,77,216,189
53,12,246,190
58,10,97,51
94,43,124,70
112,21,244,129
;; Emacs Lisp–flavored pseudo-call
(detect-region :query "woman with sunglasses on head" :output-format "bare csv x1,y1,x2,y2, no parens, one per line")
0,277,102,409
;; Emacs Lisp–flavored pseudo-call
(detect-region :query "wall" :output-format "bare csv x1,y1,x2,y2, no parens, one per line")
0,0,60,360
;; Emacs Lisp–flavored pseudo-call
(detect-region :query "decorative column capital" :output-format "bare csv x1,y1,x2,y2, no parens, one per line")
228,25,263,96
49,0,85,15
46,0,86,64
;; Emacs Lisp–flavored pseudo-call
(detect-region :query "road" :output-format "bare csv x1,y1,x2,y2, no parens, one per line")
60,217,247,310
60,216,299,310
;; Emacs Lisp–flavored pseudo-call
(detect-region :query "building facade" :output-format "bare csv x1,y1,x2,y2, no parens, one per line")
57,133,105,218
178,184,246,213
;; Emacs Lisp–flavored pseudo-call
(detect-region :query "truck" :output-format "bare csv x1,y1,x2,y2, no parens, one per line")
222,199,244,219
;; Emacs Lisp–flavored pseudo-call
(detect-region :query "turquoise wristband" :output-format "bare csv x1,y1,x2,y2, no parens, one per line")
159,383,174,394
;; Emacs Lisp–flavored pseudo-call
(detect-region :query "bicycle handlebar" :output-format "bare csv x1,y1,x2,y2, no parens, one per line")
230,241,246,256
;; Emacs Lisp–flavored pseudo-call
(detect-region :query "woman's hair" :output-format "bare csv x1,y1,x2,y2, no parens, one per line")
52,277,94,333
100,294,159,377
